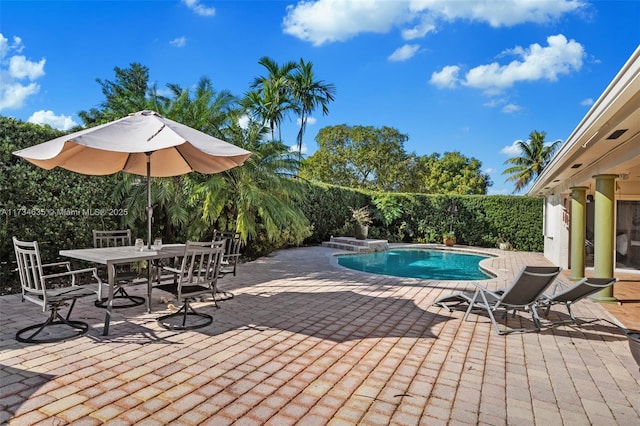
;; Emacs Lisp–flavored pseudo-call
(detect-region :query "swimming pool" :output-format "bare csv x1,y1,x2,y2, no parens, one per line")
337,248,493,280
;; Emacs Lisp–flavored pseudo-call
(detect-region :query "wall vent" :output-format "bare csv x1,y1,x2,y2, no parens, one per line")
607,129,627,140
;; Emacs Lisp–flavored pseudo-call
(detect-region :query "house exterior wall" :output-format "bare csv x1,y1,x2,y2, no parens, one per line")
543,194,570,269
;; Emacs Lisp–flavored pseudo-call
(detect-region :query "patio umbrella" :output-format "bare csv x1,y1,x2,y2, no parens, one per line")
13,110,252,248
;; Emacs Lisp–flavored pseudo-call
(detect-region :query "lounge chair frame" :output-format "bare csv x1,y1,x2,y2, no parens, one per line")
537,277,617,325
463,266,562,335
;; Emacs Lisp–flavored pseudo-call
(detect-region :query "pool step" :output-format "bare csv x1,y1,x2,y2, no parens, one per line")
322,237,389,253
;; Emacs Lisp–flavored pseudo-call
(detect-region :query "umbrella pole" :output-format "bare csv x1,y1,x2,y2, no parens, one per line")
147,153,152,250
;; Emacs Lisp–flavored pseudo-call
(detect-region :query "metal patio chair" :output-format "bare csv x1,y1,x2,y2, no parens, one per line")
13,237,102,343
212,230,242,277
155,241,224,330
93,229,145,308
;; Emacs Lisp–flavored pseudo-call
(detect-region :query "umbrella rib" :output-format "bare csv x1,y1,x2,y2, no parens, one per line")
147,125,165,142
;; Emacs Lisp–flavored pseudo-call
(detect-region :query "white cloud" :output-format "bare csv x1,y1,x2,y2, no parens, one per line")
484,167,497,174
290,144,308,155
483,98,505,108
401,16,436,40
462,34,584,93
0,34,23,58
297,116,317,126
282,0,586,45
500,140,523,156
502,103,521,113
410,0,585,27
182,0,215,17
170,36,187,48
283,0,410,46
580,97,593,106
501,137,562,156
0,33,45,111
238,114,250,130
431,34,584,95
429,65,460,89
9,55,45,79
487,187,511,195
388,44,420,62
28,110,78,131
0,82,39,110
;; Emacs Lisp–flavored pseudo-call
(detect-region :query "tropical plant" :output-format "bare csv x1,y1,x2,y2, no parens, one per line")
78,62,153,126
247,56,298,141
158,77,238,138
503,130,562,193
349,206,372,225
290,59,336,155
195,117,311,246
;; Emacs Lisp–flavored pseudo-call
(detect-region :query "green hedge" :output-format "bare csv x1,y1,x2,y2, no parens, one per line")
1,117,544,289
1,117,119,285
299,183,543,252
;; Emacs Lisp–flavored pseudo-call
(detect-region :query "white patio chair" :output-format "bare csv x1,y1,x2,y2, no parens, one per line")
13,236,102,343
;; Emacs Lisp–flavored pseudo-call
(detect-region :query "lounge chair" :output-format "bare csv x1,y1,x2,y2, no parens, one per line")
462,266,562,335
432,289,504,312
536,277,617,325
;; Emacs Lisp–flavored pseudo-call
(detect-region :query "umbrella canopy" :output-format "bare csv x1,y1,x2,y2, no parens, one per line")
14,110,252,246
14,110,252,177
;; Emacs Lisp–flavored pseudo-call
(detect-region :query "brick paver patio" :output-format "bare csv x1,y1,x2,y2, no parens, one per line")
1,245,639,425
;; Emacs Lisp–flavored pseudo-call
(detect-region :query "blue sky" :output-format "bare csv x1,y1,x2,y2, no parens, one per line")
1,0,639,194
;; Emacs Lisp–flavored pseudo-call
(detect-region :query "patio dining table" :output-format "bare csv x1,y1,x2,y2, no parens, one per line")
60,244,185,335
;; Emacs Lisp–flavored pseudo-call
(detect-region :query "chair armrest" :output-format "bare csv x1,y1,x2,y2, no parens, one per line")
162,266,182,274
42,267,102,287
546,279,571,296
469,281,503,299
42,261,72,271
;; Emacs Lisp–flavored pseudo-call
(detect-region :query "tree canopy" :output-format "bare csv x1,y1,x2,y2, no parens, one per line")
300,124,491,194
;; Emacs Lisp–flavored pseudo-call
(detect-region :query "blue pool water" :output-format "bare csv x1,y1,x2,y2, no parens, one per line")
337,249,492,280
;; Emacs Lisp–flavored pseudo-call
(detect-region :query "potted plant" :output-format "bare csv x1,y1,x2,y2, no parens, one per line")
497,236,512,251
443,231,456,246
350,206,372,240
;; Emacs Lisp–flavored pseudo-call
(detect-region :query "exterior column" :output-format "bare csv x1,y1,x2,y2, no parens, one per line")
591,174,617,303
569,186,588,281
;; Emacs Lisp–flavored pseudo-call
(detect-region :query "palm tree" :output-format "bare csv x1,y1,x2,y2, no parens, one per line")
248,56,298,141
290,59,336,155
195,116,310,245
503,130,562,193
112,77,242,242
158,77,238,138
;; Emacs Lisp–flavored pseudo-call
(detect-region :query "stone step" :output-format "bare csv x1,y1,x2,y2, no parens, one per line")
321,241,370,252
322,238,389,253
330,237,386,246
